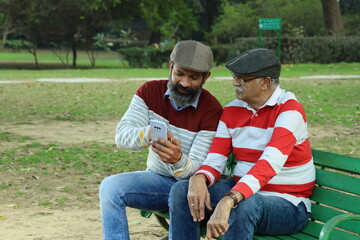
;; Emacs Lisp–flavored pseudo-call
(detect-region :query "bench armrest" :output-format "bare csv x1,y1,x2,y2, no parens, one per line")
319,213,360,240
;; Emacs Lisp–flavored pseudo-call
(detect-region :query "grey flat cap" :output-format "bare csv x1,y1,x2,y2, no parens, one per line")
225,48,281,79
170,40,213,72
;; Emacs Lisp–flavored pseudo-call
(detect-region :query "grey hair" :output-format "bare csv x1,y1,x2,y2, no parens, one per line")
256,77,279,88
272,78,280,85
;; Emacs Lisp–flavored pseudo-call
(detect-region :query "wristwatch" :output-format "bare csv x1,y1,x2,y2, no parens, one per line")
224,191,239,208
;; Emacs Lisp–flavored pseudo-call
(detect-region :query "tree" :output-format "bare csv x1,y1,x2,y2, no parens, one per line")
0,0,24,50
207,0,326,44
339,0,360,36
321,0,345,36
138,0,200,42
15,0,123,67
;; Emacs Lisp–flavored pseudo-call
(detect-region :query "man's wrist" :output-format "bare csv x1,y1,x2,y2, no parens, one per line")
223,191,241,208
193,173,210,186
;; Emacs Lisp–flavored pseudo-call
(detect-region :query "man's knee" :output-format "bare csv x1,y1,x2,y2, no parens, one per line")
169,180,189,206
99,175,120,202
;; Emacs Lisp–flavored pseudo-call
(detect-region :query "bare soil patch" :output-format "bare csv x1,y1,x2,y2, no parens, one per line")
0,120,357,240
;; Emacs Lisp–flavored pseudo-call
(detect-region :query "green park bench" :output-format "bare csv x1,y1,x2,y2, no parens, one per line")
140,149,360,240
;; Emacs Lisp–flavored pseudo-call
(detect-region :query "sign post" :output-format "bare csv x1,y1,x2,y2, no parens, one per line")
258,18,282,58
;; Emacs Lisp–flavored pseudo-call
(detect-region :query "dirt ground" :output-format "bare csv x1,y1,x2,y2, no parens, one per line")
0,120,357,240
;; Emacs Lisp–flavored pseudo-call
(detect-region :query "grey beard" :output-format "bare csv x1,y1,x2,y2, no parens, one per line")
167,80,201,108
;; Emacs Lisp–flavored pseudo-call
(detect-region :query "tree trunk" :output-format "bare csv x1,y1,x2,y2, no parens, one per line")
149,31,161,45
72,42,77,68
321,0,345,36
0,8,15,50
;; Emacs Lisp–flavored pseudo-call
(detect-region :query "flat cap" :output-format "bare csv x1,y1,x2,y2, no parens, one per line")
225,48,281,79
170,40,213,72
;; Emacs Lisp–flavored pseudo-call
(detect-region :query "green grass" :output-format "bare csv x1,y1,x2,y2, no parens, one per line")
0,50,359,80
0,59,359,175
0,78,358,128
0,63,359,80
0,142,148,173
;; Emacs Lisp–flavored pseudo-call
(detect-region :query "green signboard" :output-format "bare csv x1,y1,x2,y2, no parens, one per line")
258,18,282,58
259,18,282,30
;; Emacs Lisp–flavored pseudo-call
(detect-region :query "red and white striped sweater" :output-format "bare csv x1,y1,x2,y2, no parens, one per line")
196,86,316,210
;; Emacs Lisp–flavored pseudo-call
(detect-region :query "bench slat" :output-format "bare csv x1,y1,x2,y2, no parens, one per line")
253,236,284,239
311,186,360,213
270,235,304,239
311,204,360,233
288,232,318,239
302,219,360,240
312,149,360,174
301,220,322,237
315,168,360,195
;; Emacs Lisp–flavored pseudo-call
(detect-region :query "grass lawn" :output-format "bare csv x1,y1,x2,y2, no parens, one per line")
0,50,359,80
0,52,359,176
0,54,359,218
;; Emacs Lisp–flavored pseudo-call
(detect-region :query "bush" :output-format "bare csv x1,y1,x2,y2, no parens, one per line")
117,37,360,67
214,36,360,65
117,47,172,68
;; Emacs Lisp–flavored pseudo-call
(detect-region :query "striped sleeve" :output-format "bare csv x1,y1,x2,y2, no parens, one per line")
195,120,233,185
115,95,150,150
168,129,217,180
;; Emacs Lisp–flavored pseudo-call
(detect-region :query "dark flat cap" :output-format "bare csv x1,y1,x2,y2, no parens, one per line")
225,48,281,79
170,40,213,72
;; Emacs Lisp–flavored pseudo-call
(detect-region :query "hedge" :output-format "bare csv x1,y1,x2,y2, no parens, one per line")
117,47,172,68
117,37,360,67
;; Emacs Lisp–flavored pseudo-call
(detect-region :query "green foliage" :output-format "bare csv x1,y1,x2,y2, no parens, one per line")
118,28,137,47
300,37,360,63
206,2,257,44
208,0,326,44
343,14,360,36
212,37,360,65
4,40,25,51
118,46,172,68
139,0,199,40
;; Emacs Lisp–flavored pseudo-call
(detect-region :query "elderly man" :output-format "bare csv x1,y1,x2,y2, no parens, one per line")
99,40,223,240
169,48,316,240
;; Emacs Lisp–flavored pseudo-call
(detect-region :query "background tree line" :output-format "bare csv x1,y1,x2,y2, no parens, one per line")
0,0,359,67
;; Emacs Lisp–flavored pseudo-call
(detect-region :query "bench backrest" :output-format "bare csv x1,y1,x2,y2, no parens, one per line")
302,150,360,239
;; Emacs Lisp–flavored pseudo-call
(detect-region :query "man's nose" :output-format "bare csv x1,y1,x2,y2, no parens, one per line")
180,77,191,88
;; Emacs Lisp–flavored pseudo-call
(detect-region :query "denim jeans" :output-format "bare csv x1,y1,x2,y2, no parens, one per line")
169,179,310,240
99,170,177,240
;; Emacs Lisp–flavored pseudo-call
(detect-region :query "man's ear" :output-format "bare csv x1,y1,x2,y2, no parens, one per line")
262,77,271,89
168,61,173,70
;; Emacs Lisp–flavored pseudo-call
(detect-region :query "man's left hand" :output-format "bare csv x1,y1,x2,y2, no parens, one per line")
151,132,182,164
205,197,233,239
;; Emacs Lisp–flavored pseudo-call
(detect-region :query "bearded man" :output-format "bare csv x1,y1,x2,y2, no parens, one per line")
99,40,223,240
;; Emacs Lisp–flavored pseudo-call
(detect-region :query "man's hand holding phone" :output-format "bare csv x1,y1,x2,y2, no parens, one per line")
149,120,182,164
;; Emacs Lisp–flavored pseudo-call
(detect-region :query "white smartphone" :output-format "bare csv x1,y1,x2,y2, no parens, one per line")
150,119,167,141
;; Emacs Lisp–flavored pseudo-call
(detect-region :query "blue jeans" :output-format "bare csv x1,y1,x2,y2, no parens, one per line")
169,179,310,240
99,170,177,240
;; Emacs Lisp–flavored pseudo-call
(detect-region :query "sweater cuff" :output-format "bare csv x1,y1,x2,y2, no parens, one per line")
232,182,254,199
169,153,189,177
140,126,151,147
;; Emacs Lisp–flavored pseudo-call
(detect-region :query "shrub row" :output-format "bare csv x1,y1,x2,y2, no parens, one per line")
117,47,172,68
117,37,360,67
